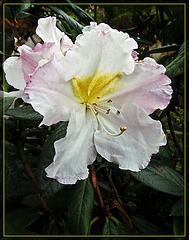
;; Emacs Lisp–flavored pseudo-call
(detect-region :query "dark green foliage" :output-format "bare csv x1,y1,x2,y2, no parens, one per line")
66,178,94,235
1,2,186,238
6,208,43,235
129,163,184,196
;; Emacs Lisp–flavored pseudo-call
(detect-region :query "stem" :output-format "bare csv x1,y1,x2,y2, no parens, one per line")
17,136,49,213
167,111,184,156
107,168,124,209
89,164,104,210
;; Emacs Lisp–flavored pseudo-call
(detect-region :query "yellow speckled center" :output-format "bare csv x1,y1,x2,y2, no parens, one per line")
71,72,123,103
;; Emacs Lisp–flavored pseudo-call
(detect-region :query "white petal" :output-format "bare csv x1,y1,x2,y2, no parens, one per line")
82,22,111,33
24,57,78,125
36,16,73,51
45,107,98,184
4,90,28,100
3,57,25,90
106,57,172,114
94,103,166,171
60,27,138,81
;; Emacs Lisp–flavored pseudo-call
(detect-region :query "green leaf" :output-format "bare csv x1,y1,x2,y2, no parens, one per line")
173,218,184,236
170,198,184,216
66,178,94,235
6,105,43,121
131,216,167,234
36,122,68,198
22,194,41,208
148,45,180,54
0,96,15,116
66,0,94,23
9,0,31,18
0,32,14,58
5,153,33,198
129,163,184,196
48,5,83,34
102,219,119,236
166,41,188,78
42,221,59,235
6,208,43,235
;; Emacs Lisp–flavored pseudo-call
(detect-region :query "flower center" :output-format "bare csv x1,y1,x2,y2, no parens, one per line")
71,72,123,103
71,72,126,136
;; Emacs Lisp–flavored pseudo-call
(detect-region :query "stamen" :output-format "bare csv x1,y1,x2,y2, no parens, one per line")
107,99,112,103
88,102,127,137
96,115,127,136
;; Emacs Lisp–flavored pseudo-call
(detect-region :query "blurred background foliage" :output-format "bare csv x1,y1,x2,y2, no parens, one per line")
0,0,188,238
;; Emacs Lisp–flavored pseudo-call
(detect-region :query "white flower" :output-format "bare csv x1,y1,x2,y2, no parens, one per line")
4,19,173,185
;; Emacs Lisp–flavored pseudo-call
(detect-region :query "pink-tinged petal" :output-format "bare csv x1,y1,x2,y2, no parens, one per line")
94,103,166,171
60,34,73,52
45,107,97,184
132,50,138,60
107,57,172,114
36,16,73,51
4,90,28,102
24,57,78,125
60,28,138,82
19,42,63,84
3,57,25,90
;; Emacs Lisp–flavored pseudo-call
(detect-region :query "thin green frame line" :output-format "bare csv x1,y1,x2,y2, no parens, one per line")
183,2,187,238
2,2,6,238
2,2,187,238
3,2,186,5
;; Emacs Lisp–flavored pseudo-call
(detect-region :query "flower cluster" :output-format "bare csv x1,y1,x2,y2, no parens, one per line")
4,17,173,184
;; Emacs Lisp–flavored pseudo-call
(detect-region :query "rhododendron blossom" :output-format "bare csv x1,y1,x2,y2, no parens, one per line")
4,17,173,184
4,17,73,99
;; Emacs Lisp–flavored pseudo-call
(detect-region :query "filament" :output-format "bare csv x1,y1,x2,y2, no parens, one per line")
88,103,127,137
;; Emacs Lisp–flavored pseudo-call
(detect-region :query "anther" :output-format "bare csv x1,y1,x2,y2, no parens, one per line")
106,109,111,114
97,96,100,99
120,126,127,131
107,100,112,103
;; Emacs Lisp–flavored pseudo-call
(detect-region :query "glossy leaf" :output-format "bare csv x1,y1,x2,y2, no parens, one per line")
36,122,68,198
5,153,33,198
66,0,94,23
166,42,188,78
9,0,31,18
148,45,180,54
0,96,14,116
6,105,43,121
66,178,94,235
173,218,184,236
48,6,83,34
129,163,184,196
0,32,14,58
102,219,119,236
22,194,41,209
170,198,184,216
131,216,167,234
6,208,43,235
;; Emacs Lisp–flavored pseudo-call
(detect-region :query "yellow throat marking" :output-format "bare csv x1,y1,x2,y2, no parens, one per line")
71,72,123,103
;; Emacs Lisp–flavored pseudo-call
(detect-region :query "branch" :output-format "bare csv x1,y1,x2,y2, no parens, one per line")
89,164,105,210
17,136,49,213
107,168,124,209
